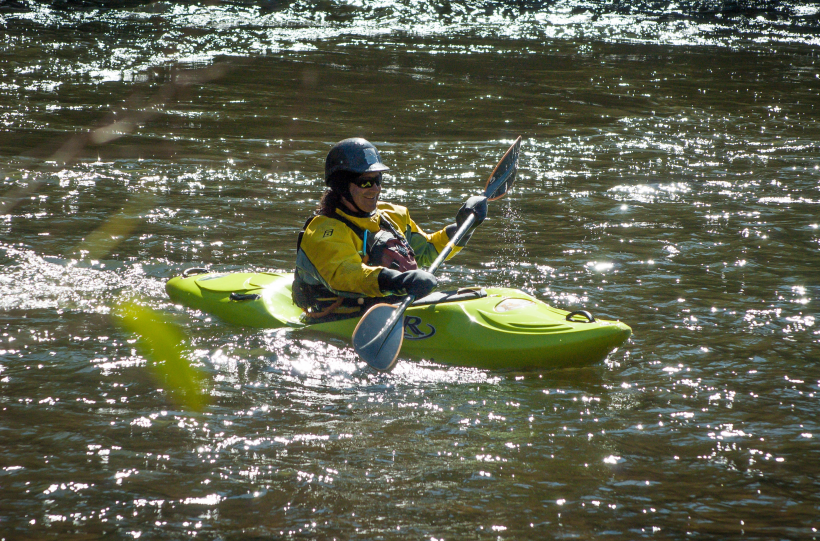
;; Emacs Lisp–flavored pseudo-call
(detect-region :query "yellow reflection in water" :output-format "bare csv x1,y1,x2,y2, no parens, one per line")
113,299,208,412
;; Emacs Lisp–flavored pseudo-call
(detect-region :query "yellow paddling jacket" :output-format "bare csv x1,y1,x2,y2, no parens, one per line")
293,202,461,317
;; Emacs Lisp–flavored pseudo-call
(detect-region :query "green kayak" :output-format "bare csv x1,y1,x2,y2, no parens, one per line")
165,271,631,370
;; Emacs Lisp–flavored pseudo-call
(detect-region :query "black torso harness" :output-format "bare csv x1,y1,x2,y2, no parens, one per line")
292,211,417,320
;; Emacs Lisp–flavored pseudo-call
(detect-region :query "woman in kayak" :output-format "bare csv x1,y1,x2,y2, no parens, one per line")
293,137,487,321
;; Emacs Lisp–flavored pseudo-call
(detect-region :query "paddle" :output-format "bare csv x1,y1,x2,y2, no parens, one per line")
352,136,523,371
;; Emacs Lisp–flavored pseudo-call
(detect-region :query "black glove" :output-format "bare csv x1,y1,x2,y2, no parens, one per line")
456,195,488,229
446,195,488,247
378,268,437,298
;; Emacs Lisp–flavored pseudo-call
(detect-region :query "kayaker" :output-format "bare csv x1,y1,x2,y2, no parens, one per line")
293,137,487,321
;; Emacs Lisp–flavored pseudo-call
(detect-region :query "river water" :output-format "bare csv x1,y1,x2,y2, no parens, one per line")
2,1,819,539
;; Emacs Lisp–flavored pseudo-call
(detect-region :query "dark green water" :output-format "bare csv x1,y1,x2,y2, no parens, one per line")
2,2,819,539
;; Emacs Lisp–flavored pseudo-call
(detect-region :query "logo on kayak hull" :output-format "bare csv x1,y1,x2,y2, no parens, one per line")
403,315,435,340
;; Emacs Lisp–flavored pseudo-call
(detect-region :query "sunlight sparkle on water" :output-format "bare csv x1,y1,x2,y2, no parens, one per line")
4,2,820,538
587,261,614,273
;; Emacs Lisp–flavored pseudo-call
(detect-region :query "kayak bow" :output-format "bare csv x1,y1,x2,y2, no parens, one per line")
166,271,631,371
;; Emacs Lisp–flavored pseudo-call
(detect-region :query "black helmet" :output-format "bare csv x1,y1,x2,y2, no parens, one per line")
325,138,389,184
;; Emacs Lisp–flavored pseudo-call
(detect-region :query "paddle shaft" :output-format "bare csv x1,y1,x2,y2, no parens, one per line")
428,210,478,274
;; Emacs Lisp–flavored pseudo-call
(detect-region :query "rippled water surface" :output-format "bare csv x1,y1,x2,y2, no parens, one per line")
2,1,819,538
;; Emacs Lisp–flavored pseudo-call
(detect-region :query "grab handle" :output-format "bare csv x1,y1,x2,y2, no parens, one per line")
230,292,260,301
566,310,596,323
182,267,209,278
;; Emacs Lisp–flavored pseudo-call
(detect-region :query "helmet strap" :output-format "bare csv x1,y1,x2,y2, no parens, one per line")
341,194,373,217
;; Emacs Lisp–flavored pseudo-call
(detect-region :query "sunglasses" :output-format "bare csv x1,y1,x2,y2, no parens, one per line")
352,173,382,188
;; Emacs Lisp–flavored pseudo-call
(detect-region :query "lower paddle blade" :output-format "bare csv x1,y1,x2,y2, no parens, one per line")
352,303,405,371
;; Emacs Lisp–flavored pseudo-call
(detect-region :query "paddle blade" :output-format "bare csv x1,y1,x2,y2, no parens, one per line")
484,136,522,201
352,303,405,371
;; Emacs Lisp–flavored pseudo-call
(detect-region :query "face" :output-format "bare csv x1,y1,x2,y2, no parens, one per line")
344,172,382,214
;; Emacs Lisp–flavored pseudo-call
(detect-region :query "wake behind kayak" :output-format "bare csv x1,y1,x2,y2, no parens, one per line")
165,270,631,371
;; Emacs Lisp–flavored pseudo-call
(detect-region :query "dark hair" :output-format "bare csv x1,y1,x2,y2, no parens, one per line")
318,171,360,216
317,188,343,216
